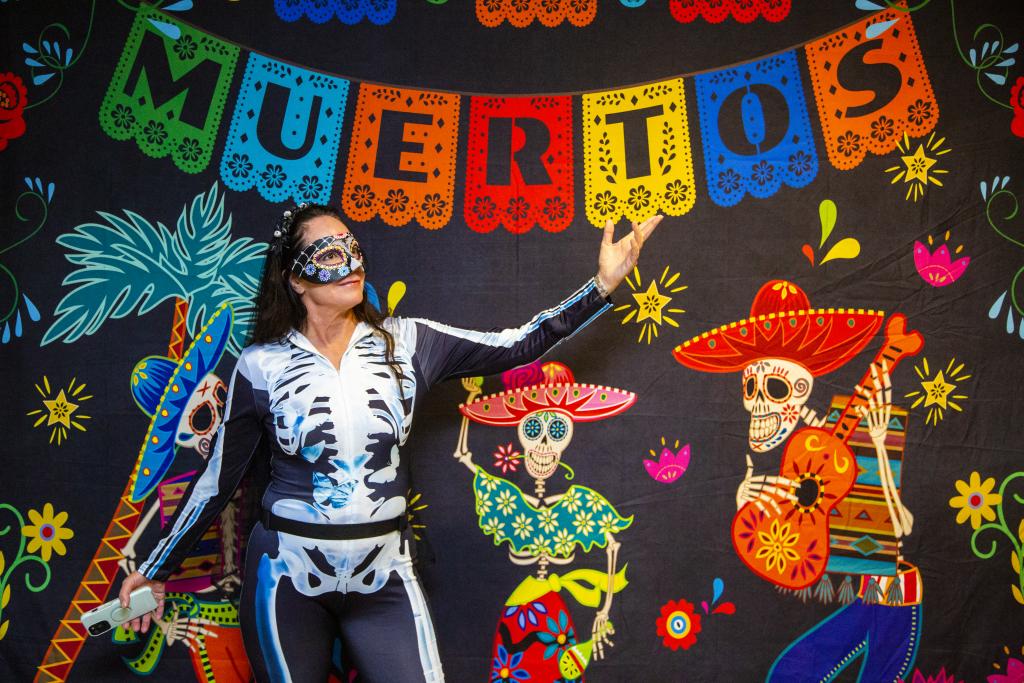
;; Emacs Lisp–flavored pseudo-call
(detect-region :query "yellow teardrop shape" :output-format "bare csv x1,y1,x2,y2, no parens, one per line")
819,237,861,265
387,281,408,315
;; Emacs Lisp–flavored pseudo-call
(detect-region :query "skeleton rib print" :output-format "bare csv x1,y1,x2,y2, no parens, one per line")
137,277,611,586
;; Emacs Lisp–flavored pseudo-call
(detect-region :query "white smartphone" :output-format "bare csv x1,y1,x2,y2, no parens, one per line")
81,586,159,636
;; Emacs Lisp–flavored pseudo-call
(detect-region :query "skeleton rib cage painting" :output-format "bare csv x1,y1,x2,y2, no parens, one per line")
118,204,662,682
673,280,925,682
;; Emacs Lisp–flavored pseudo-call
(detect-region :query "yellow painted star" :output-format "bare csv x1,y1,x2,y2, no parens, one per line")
905,357,970,426
920,370,954,409
27,375,93,445
901,144,938,185
633,280,672,324
42,389,78,428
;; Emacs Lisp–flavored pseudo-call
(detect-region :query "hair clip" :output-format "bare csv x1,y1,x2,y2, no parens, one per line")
273,202,310,240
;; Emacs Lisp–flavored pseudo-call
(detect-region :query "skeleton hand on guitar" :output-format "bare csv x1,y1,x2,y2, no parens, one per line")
854,360,914,539
736,453,798,514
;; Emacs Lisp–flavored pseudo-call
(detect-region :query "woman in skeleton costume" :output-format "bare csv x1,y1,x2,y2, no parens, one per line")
673,280,922,683
117,203,662,682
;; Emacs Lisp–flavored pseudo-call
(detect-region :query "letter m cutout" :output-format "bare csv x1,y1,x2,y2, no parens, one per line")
100,7,239,173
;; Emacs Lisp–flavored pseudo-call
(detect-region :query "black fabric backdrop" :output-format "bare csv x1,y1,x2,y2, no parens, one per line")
2,1,1024,681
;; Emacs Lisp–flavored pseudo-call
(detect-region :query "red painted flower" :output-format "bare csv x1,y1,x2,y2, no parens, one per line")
913,240,970,287
656,599,702,650
493,443,521,474
1011,77,1024,139
0,72,29,152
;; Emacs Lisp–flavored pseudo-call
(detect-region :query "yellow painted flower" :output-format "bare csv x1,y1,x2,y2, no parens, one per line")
771,281,798,300
754,519,800,574
949,471,1002,529
21,503,74,562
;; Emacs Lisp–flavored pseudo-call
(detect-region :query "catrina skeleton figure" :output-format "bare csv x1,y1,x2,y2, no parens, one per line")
455,361,635,682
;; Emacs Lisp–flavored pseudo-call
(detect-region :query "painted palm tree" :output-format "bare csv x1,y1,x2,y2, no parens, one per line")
42,181,264,356
35,182,266,683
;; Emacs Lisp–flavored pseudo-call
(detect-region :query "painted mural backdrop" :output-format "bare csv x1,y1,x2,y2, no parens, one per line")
2,1,1023,681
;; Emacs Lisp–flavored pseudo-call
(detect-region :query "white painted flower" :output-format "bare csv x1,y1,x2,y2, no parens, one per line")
553,528,575,556
574,510,595,536
496,489,516,516
476,494,493,517
512,513,534,539
482,516,505,537
538,507,558,533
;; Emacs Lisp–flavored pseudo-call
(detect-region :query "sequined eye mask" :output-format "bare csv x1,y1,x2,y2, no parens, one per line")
291,233,365,284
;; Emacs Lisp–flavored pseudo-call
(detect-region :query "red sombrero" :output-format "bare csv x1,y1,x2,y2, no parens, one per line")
461,362,635,427
672,280,884,377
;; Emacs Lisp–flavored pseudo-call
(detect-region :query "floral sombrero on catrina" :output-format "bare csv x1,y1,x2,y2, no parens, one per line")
672,280,884,376
460,361,636,426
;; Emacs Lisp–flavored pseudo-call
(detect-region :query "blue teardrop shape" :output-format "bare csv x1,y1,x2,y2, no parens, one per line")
989,291,1007,319
23,293,41,321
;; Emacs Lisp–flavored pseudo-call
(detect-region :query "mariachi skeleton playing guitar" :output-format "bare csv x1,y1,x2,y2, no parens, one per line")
673,280,925,683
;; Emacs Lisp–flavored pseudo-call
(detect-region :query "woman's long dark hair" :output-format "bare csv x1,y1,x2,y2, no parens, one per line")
247,204,405,389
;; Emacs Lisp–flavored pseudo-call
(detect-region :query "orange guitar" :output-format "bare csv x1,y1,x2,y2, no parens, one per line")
731,314,923,589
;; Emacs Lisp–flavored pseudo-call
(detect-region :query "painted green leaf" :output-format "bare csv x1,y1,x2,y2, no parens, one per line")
819,199,837,248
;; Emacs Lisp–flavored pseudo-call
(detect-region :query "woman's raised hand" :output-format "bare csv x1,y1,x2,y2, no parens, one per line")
596,215,663,294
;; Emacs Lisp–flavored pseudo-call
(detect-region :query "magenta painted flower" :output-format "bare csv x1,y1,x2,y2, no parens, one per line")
901,669,963,683
643,443,691,484
493,443,521,474
988,656,1024,683
913,240,970,287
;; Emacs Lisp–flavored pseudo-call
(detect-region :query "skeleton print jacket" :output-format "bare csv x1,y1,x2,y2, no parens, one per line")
139,279,611,590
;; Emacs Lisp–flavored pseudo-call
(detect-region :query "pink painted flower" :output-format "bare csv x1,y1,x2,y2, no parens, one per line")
988,656,1024,683
900,669,963,683
643,443,691,484
913,240,970,287
493,443,521,474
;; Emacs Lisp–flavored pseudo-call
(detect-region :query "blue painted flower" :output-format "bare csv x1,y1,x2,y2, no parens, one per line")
261,163,286,189
491,645,530,681
538,610,576,660
227,153,253,178
717,169,742,194
787,150,812,177
299,174,323,200
751,160,774,186
503,600,548,630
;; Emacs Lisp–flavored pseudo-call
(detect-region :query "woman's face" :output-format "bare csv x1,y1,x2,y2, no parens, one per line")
288,214,365,313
